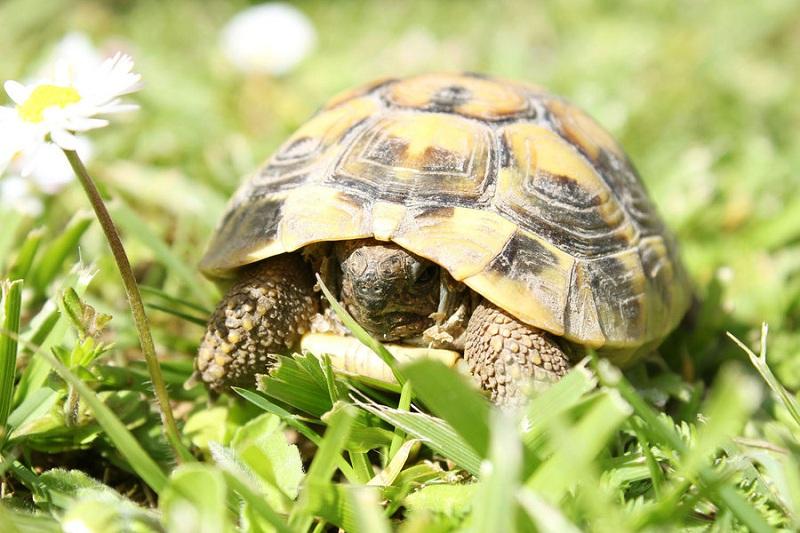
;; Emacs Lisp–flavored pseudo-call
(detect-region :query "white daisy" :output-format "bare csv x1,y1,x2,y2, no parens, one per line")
0,52,142,175
220,3,316,75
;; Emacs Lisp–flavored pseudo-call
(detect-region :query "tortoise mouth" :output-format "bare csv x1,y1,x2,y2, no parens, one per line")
356,311,433,342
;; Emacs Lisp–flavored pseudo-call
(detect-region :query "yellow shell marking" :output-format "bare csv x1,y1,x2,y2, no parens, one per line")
380,113,475,163
502,123,611,202
393,207,517,281
464,230,575,337
498,122,637,246
547,99,624,160
285,96,379,151
371,201,406,241
387,73,529,120
278,186,370,252
244,240,287,265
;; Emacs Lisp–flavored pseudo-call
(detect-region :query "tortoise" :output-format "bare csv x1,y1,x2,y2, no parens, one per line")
196,73,692,404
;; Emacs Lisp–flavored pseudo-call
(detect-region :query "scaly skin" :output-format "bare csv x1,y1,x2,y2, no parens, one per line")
463,301,570,405
196,254,317,393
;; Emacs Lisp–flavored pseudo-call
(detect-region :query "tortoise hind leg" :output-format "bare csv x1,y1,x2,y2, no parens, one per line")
464,300,570,405
197,254,318,393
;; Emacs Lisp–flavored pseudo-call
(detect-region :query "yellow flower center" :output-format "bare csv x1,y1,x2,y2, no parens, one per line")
17,84,81,123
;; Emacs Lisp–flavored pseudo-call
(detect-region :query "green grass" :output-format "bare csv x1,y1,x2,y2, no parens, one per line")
2,0,800,530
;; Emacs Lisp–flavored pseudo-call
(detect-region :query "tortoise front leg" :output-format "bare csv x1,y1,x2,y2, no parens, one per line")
464,300,570,405
197,254,318,393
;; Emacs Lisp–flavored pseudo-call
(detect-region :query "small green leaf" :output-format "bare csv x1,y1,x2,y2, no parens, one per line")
15,264,96,404
60,496,160,533
231,413,304,507
0,503,60,533
211,442,293,533
405,483,478,517
184,406,231,454
258,353,337,417
62,288,112,341
161,464,234,533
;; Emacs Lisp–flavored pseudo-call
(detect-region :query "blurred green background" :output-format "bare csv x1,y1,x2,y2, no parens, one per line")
2,0,799,385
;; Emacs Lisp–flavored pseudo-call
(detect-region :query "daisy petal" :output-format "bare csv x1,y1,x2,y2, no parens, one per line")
4,80,29,105
68,117,109,131
0,106,16,121
51,129,80,151
98,102,139,114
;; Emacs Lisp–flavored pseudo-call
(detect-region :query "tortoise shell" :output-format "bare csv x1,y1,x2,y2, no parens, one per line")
200,73,691,363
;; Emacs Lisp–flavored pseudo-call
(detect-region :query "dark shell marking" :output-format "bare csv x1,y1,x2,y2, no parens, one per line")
200,73,691,357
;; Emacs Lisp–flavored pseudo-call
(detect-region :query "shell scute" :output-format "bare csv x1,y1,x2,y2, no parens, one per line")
495,122,636,257
332,112,494,205
464,231,574,336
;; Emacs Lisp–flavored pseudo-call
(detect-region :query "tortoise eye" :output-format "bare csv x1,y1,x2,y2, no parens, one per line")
416,265,438,284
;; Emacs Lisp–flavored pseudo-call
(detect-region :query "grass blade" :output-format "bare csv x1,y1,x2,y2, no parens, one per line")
402,359,491,457
0,209,24,273
28,211,93,293
8,227,44,281
526,390,632,502
0,279,23,433
596,360,774,533
518,489,582,533
522,361,597,452
290,402,357,531
472,410,521,533
728,324,800,430
359,400,482,475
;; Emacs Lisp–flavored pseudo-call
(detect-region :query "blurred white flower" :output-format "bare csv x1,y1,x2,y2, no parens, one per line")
40,32,104,80
0,175,44,216
0,52,141,175
62,518,92,533
220,3,316,75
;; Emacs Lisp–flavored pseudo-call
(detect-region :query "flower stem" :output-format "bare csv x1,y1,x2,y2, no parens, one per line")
63,149,193,464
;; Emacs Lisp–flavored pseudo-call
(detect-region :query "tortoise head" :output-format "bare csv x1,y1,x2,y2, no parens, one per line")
335,239,440,341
